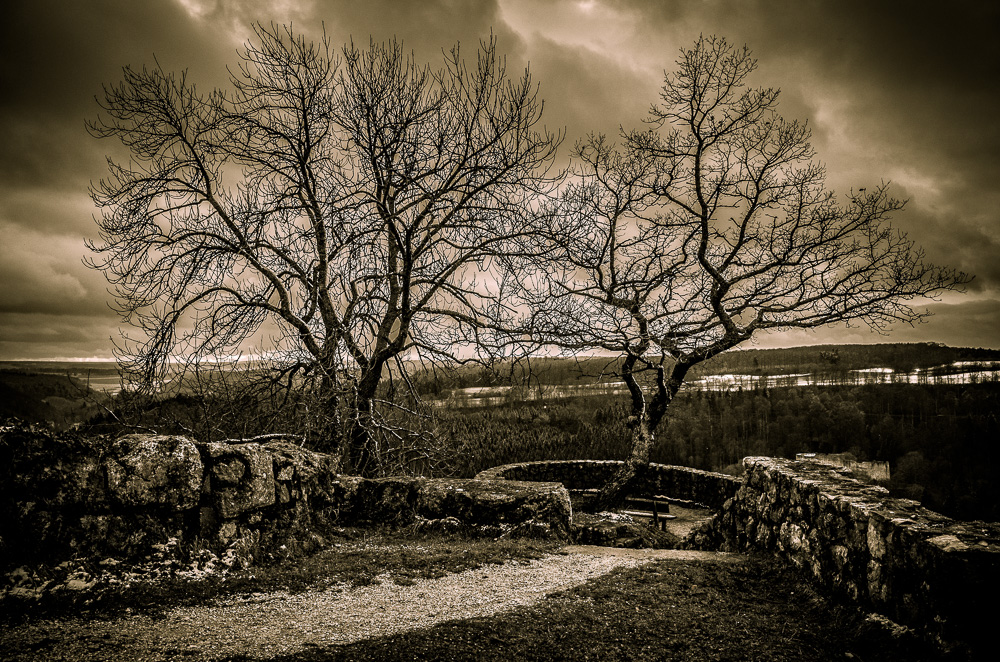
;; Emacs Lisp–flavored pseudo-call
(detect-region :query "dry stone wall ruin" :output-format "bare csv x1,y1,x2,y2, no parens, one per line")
476,459,741,510
4,423,998,652
479,457,999,652
702,456,1000,650
0,425,570,570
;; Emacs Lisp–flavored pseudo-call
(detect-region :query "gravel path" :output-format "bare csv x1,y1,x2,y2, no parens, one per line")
1,547,733,661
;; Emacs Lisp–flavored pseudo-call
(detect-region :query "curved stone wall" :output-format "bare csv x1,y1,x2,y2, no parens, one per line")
478,456,998,652
6,422,995,652
476,459,742,509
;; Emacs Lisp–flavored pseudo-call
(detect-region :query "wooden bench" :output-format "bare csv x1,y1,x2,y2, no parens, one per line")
623,495,676,529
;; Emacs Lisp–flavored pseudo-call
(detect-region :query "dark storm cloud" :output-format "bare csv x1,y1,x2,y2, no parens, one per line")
1,0,228,358
0,0,531,359
611,0,1000,308
523,1,993,297
0,0,997,358
2,0,231,183
313,0,516,52
163,0,522,62
515,36,651,140
0,313,122,360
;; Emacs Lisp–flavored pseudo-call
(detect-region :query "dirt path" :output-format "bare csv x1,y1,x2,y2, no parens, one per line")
0,547,740,662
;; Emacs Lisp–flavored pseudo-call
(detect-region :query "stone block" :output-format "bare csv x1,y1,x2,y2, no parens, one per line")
200,443,275,518
417,478,571,539
104,434,202,510
264,441,341,503
219,520,238,541
213,457,246,484
778,521,806,554
831,544,849,570
867,518,890,560
276,482,292,504
350,477,423,525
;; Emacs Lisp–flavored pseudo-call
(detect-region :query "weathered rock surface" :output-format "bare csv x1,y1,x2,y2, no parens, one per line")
105,434,202,510
265,441,340,505
1,424,573,572
477,460,741,510
416,478,572,540
8,423,995,657
328,476,572,540
199,442,274,518
700,456,1000,654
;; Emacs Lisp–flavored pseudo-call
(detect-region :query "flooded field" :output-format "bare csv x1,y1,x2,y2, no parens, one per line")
4,358,998,403
434,361,1000,407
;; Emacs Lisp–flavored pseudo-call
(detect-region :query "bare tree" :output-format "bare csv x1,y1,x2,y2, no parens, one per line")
523,36,970,508
87,24,561,474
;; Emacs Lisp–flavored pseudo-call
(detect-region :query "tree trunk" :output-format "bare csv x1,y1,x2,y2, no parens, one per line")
318,390,351,473
591,360,692,512
348,396,376,476
346,365,385,476
592,416,654,511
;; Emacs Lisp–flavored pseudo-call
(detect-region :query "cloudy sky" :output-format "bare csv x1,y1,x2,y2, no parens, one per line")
1,0,998,360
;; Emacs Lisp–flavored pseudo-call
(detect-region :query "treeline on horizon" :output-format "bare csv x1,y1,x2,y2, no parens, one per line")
406,342,1000,395
3,342,997,396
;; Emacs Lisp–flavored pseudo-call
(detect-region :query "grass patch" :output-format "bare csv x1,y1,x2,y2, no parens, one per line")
0,528,559,626
256,555,941,662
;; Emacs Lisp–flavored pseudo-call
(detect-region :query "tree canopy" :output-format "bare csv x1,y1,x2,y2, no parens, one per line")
88,25,561,473
89,29,968,491
519,35,969,505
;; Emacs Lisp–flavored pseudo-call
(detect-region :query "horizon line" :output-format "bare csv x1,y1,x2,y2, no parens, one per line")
2,340,993,364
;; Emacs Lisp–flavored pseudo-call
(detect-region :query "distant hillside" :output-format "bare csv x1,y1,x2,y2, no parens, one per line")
0,370,107,430
408,343,1000,393
695,342,1000,375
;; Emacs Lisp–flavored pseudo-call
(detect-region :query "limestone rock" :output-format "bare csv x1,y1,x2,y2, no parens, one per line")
264,441,341,504
1,423,110,510
412,515,466,536
104,434,202,510
702,455,1000,653
416,478,572,540
350,477,424,525
201,443,275,518
213,457,246,485
476,460,741,510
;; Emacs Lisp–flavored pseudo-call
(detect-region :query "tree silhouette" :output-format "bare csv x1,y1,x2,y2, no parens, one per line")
87,25,560,473
523,36,970,507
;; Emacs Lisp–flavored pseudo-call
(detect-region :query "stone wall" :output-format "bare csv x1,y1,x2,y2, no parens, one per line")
476,459,742,510
7,423,996,650
702,456,1000,651
0,425,571,570
478,457,999,651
